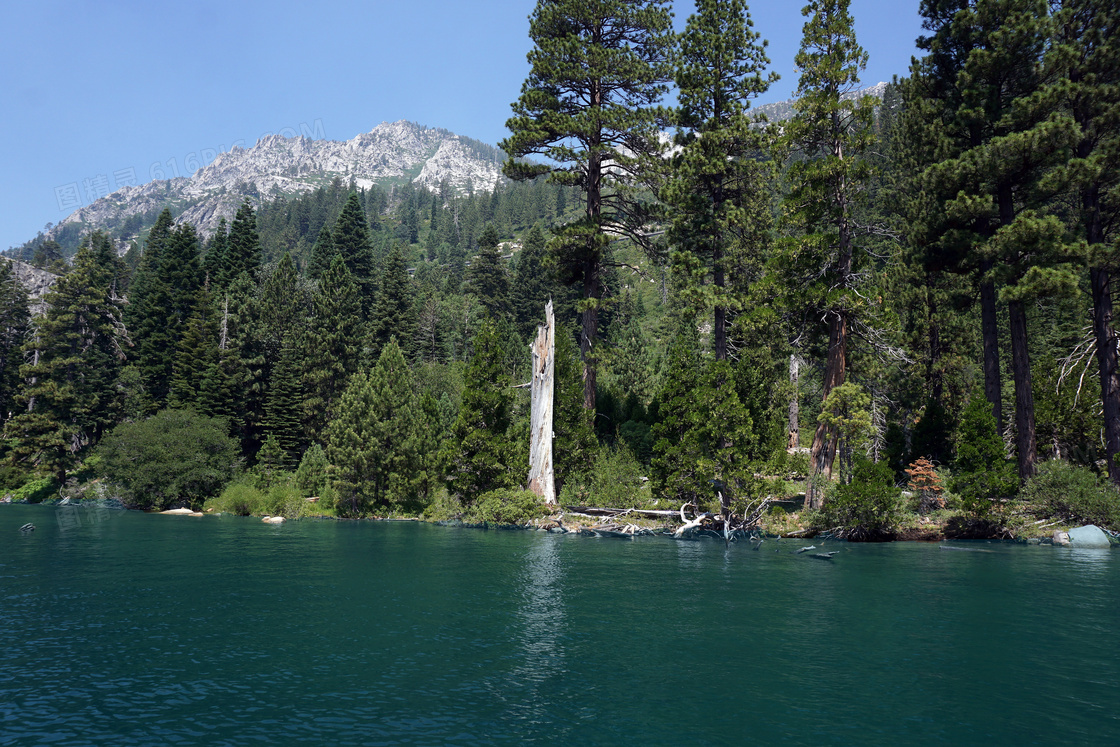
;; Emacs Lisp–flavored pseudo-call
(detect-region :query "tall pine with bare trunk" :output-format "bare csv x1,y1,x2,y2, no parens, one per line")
501,0,674,410
781,0,875,509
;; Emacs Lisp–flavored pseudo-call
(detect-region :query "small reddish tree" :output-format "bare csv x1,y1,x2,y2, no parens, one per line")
905,457,944,514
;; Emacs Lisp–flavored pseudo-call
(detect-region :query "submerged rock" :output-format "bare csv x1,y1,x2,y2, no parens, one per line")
1067,525,1111,549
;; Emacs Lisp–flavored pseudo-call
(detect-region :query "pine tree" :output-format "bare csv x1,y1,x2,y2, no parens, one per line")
257,252,307,365
333,192,377,311
125,216,202,409
651,328,754,512
1049,0,1120,482
197,290,248,434
405,391,444,510
202,218,229,285
781,0,876,509
553,327,597,493
307,223,336,281
511,224,556,340
326,371,377,517
6,244,127,480
204,272,259,455
918,0,1077,481
255,434,287,488
446,245,466,295
0,260,31,424
365,339,419,509
226,200,262,285
294,442,330,497
88,231,130,299
32,240,63,270
501,0,675,410
442,319,517,503
302,253,363,440
605,311,657,407
664,0,777,361
167,281,218,410
465,224,510,319
367,242,413,362
261,334,305,470
951,393,1017,514
325,339,418,515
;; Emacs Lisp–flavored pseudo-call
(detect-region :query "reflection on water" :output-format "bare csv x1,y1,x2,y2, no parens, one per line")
1066,547,1113,566
500,535,567,727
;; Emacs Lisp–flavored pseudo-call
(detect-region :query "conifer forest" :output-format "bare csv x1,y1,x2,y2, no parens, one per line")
4,0,1120,538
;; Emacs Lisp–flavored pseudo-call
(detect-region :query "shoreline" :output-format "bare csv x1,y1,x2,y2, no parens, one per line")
6,498,1117,548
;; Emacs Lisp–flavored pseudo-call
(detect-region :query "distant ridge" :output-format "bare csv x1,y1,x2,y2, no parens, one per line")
753,81,889,122
19,121,506,254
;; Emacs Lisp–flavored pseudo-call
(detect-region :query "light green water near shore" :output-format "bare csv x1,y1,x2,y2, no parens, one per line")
1,504,1117,745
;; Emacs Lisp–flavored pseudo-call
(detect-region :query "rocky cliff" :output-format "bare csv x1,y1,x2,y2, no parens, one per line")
39,121,506,249
2,258,60,314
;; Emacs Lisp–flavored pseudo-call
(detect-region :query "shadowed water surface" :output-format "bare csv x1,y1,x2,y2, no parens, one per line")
1,505,1117,745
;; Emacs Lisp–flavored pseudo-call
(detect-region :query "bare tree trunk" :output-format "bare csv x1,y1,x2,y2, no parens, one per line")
788,354,800,450
1091,268,1120,486
714,244,727,361
1008,299,1036,481
528,301,556,504
979,273,1002,434
806,312,846,510
580,263,599,411
926,283,943,402
581,72,603,413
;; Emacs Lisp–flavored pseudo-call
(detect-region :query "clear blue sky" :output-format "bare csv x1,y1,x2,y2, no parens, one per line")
0,0,924,252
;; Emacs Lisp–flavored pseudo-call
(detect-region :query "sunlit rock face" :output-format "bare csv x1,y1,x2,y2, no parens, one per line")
42,121,506,251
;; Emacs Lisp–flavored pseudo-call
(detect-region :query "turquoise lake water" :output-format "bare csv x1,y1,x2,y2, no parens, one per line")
1,504,1117,745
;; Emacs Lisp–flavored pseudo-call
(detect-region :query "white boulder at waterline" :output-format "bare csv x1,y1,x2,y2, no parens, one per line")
1067,525,1112,549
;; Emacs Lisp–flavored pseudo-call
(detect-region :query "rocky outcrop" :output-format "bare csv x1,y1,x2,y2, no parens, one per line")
38,121,506,246
2,257,59,314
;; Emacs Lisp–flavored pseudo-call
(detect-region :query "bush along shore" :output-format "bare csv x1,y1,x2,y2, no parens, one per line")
4,449,1119,548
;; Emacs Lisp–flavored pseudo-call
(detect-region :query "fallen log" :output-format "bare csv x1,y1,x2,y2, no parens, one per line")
562,505,679,518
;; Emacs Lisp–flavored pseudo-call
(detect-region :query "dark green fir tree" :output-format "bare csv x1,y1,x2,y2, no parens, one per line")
225,200,262,285
367,242,414,363
6,244,127,480
333,192,377,311
0,259,31,424
302,253,363,440
441,319,517,504
465,224,510,319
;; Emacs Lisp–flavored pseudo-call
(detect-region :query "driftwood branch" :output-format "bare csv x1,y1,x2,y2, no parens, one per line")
561,505,680,518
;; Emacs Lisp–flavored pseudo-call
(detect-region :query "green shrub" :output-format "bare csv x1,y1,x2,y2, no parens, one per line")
587,445,649,508
0,465,33,493
816,458,902,541
951,395,1017,515
95,409,239,510
421,487,463,522
265,482,311,519
1020,460,1120,530
11,476,59,504
208,480,267,516
787,450,810,480
468,488,549,525
294,444,330,497
317,483,339,514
